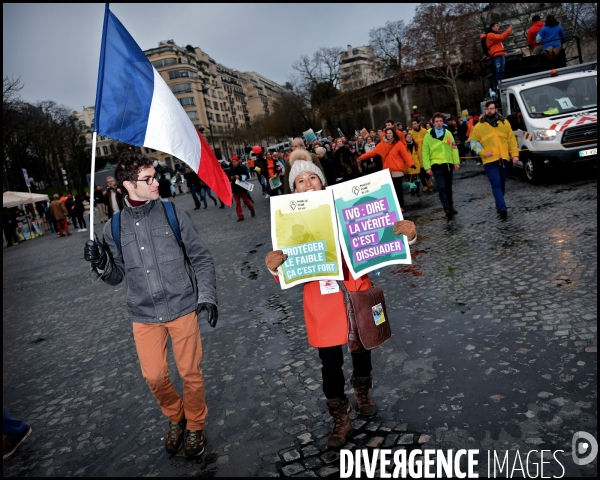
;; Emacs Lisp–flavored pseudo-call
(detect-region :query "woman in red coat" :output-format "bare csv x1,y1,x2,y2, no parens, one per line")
264,152,417,449
358,128,416,212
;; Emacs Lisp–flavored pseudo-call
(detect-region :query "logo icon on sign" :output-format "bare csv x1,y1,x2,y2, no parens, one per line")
352,186,360,196
289,200,297,210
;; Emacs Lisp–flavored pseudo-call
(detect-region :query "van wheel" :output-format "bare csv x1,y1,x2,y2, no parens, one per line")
524,157,543,183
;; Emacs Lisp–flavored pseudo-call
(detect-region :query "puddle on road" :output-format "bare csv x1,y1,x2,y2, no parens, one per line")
392,250,426,276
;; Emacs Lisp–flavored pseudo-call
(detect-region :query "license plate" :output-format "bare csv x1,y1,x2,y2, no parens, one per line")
579,148,597,157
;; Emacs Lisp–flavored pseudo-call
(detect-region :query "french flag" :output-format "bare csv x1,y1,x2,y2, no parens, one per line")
93,5,232,205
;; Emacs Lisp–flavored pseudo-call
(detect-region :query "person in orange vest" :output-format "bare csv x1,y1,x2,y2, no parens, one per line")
384,119,407,147
486,22,513,88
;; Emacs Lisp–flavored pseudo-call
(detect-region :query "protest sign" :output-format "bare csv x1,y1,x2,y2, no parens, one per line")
270,190,343,289
329,170,412,278
235,179,254,191
303,128,316,143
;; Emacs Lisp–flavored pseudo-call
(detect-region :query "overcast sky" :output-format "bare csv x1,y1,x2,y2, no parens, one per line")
3,3,417,112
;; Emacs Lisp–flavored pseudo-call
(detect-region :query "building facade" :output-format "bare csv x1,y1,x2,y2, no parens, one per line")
76,39,284,171
339,45,385,92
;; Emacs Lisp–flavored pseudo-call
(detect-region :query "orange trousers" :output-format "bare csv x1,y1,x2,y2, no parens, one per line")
132,311,207,430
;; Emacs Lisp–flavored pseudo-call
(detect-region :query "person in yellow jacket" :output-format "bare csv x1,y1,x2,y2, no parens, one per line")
469,100,519,220
422,112,461,218
409,119,432,192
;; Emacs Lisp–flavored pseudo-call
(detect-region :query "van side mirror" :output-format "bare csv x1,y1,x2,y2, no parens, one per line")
506,114,519,130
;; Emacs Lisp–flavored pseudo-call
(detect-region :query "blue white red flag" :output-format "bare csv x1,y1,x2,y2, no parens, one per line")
93,5,231,205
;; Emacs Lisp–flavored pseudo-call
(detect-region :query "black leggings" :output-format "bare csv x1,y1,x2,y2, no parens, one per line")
76,214,86,229
318,346,372,400
391,176,405,209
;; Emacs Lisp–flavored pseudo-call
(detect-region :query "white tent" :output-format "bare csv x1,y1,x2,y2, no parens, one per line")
3,191,49,208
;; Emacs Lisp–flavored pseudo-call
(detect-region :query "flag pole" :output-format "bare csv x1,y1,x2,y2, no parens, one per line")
89,132,98,240
90,3,110,240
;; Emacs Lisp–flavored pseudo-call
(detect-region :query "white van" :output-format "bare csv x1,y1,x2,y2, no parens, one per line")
498,62,597,182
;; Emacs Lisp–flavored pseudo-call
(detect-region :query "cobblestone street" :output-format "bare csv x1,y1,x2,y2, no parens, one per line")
3,164,597,477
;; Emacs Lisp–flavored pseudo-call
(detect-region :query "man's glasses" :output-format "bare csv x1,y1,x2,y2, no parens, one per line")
134,172,159,185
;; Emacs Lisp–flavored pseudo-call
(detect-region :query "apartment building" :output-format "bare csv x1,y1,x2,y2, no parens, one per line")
144,40,284,163
339,45,385,92
77,39,284,170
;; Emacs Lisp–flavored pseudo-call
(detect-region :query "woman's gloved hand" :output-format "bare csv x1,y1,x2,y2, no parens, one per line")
393,220,416,241
265,250,288,272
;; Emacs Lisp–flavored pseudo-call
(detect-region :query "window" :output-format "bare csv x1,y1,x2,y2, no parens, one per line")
168,69,198,80
110,144,115,153
179,97,195,106
216,114,221,122
213,101,219,110
353,49,360,55
205,99,211,107
171,83,192,94
103,146,109,155
186,111,198,120
210,89,216,98
151,57,176,69
207,112,213,120
96,147,100,155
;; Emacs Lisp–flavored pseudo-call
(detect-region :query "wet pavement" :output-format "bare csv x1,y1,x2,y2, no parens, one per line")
3,163,597,477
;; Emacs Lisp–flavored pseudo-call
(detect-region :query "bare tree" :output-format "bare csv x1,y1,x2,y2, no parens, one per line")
291,46,343,105
404,3,483,116
368,20,408,74
561,2,597,59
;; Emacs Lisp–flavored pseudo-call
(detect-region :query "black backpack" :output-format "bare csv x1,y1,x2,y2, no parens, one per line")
481,30,491,58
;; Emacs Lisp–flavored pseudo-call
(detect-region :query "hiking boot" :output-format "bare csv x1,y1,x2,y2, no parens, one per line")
351,375,378,417
326,398,353,449
184,429,205,458
500,209,508,220
165,419,186,455
251,211,255,217
450,207,458,215
237,218,244,222
3,425,32,459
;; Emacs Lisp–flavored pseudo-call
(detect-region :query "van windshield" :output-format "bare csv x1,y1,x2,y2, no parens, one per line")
520,77,597,117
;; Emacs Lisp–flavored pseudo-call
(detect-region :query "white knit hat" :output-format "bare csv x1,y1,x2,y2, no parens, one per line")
288,160,326,192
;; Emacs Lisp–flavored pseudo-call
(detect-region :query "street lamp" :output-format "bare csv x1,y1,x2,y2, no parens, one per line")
199,86,218,154
412,105,421,121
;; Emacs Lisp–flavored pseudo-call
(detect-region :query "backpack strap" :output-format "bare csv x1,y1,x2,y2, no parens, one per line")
160,200,182,247
111,202,182,255
111,211,122,255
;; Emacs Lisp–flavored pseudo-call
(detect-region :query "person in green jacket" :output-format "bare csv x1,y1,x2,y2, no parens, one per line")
422,112,461,218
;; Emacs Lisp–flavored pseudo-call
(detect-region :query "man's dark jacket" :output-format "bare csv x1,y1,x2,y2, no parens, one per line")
99,198,217,323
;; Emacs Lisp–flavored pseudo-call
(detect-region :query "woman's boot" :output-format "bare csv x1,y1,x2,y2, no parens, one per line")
326,398,353,449
426,178,434,192
351,375,377,417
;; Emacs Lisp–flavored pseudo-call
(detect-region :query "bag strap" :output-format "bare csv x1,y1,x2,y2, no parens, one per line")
160,200,182,247
111,201,182,255
111,212,122,255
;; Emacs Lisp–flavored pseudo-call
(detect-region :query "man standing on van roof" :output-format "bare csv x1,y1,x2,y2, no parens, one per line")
469,100,519,220
487,22,513,88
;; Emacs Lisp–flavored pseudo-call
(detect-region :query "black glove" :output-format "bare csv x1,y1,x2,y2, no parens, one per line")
84,233,108,271
196,303,218,328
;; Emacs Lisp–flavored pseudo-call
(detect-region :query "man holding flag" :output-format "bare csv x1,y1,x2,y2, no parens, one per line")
84,4,231,459
84,153,218,458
